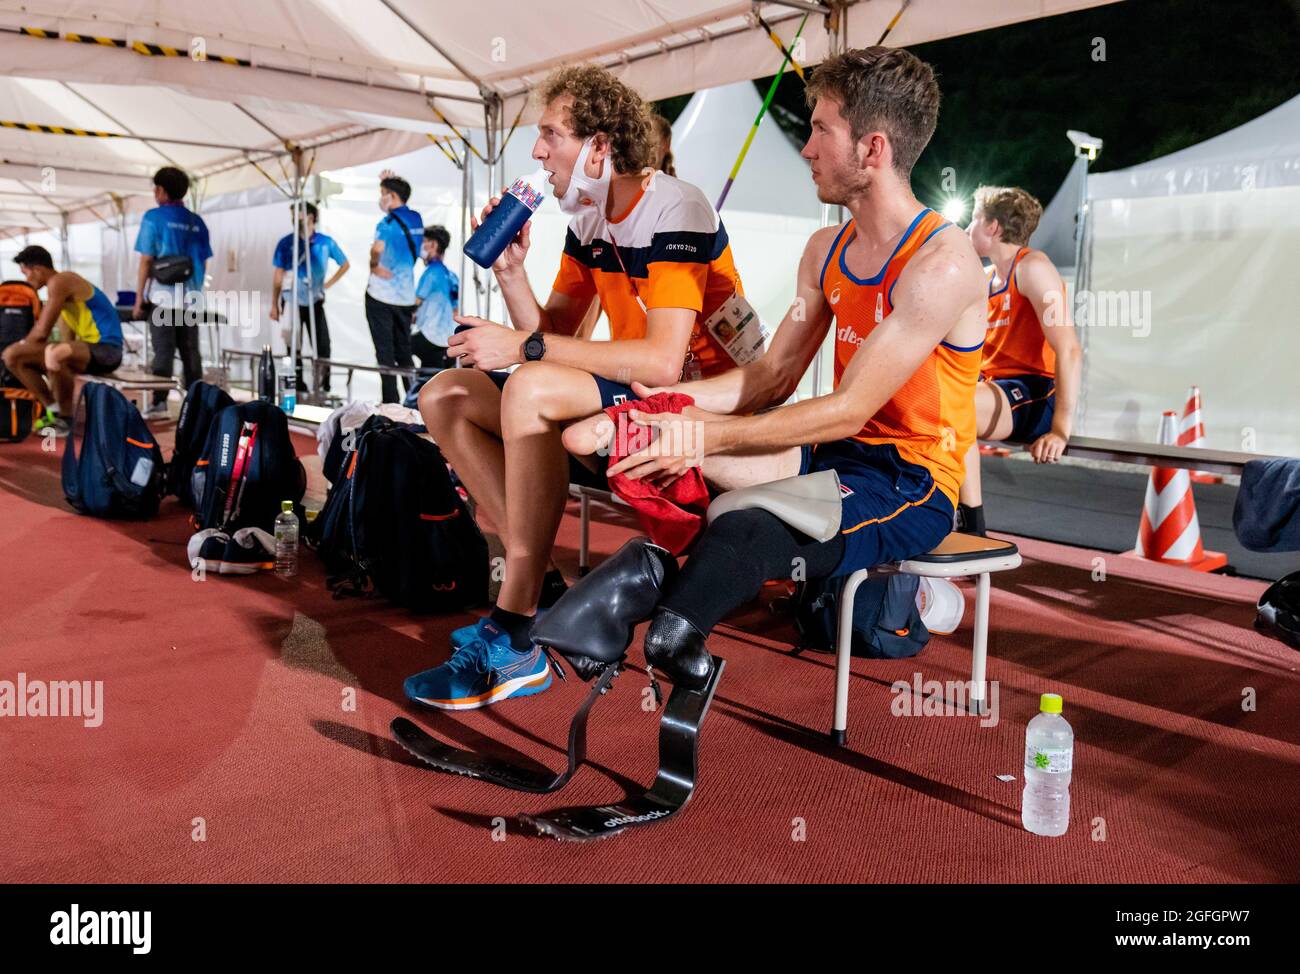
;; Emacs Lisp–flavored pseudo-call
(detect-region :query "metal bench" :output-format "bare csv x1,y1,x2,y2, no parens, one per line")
78,369,180,414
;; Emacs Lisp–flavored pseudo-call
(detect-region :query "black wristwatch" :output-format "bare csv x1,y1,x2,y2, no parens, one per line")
522,331,546,362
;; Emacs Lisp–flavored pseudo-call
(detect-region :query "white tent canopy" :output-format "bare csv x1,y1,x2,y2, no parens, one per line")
1059,91,1300,457
1,0,1118,234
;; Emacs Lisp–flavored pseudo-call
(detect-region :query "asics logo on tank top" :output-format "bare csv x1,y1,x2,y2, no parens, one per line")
828,285,842,305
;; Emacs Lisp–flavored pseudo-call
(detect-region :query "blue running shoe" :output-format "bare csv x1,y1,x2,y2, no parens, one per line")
406,621,552,710
449,617,490,652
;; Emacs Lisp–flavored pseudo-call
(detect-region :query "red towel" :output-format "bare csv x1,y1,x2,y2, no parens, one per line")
603,392,710,555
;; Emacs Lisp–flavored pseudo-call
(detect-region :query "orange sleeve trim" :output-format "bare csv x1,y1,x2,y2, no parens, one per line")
125,437,154,449
644,260,707,312
419,510,460,521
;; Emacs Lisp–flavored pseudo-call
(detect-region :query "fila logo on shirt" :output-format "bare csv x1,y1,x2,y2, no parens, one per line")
838,482,855,498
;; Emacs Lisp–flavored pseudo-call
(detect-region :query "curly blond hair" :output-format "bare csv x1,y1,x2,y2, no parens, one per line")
973,186,1043,245
537,65,654,175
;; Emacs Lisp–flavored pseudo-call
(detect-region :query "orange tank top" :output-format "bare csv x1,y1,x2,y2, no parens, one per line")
982,247,1056,379
820,208,981,506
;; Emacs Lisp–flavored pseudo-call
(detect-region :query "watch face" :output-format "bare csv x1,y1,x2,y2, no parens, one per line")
525,334,544,360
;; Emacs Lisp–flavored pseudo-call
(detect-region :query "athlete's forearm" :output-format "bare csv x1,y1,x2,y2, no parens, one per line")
494,267,548,333
710,388,864,456
542,334,683,389
1052,344,1082,438
679,359,785,415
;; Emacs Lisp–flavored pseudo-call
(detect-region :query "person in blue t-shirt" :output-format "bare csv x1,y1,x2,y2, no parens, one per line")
366,170,423,403
270,201,349,394
132,166,213,414
411,225,460,372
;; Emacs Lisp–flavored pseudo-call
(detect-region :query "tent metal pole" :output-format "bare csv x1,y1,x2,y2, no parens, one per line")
289,152,302,403
459,143,469,319
59,212,70,268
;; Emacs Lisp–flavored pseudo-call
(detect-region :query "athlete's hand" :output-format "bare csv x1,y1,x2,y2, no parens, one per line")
1029,430,1068,463
269,302,280,322
448,316,521,371
371,265,393,280
471,193,531,276
606,405,726,486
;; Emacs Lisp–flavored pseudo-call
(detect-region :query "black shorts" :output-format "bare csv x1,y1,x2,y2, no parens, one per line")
84,342,124,376
483,369,634,409
483,369,622,490
989,374,1055,443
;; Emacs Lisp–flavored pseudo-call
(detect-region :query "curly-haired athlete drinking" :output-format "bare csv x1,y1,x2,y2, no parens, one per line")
406,64,751,710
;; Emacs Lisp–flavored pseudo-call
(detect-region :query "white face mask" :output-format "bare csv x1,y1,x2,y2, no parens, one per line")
556,138,611,216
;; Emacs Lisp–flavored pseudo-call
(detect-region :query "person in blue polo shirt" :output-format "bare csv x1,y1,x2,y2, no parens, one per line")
270,202,349,394
366,169,423,403
132,166,212,415
411,225,460,372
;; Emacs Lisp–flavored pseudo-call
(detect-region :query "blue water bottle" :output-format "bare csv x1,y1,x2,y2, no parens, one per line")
464,167,549,269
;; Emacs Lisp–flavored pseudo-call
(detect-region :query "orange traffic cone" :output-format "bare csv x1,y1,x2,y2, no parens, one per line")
1177,385,1222,484
1124,410,1227,572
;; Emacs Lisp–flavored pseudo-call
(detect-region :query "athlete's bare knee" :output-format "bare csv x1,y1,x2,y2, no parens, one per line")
44,344,71,372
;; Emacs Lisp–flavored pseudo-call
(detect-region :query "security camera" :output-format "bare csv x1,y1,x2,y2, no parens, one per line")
1067,130,1103,159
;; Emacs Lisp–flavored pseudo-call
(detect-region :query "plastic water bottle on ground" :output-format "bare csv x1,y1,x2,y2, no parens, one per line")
463,167,549,269
278,356,297,414
1022,692,1073,836
274,501,299,577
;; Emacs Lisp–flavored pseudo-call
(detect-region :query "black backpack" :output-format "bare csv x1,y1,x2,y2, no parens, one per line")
168,380,235,505
307,415,488,612
62,381,165,518
193,399,306,531
1257,570,1300,650
793,573,930,659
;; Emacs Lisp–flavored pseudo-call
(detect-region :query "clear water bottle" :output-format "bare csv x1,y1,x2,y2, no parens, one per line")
463,167,549,269
274,500,299,577
1022,692,1073,836
278,356,297,414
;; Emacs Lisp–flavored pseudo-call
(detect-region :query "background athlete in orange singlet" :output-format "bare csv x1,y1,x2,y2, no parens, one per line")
570,47,989,689
954,186,1083,536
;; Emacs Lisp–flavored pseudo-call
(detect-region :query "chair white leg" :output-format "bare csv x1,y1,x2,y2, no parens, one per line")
578,493,591,576
970,571,991,716
833,569,869,746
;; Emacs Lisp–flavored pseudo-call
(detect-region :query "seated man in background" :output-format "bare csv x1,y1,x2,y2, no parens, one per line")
270,201,349,395
2,245,123,436
955,186,1082,536
407,63,748,710
563,47,987,689
132,165,212,416
410,225,460,372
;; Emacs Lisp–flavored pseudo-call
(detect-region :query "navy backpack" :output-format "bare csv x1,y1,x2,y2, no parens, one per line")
168,380,235,506
794,573,931,659
192,399,306,532
62,381,165,518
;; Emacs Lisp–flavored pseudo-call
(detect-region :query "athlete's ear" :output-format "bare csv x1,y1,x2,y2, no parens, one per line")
588,133,611,175
857,130,887,171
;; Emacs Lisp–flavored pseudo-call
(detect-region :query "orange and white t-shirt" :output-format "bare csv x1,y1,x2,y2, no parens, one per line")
551,172,744,379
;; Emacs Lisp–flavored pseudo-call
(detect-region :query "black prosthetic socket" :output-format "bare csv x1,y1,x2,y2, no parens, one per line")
659,508,845,636
643,608,713,690
538,570,569,610
530,538,678,680
955,503,987,537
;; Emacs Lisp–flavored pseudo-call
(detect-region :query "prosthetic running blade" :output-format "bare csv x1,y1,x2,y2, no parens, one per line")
390,662,619,794
521,656,724,841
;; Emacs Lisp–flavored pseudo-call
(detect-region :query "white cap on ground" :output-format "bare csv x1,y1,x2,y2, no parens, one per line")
916,576,965,636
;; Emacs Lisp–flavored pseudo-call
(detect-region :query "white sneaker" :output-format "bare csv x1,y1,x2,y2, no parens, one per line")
916,577,965,636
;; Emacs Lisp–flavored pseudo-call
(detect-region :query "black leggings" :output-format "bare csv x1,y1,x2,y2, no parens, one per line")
659,508,845,635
